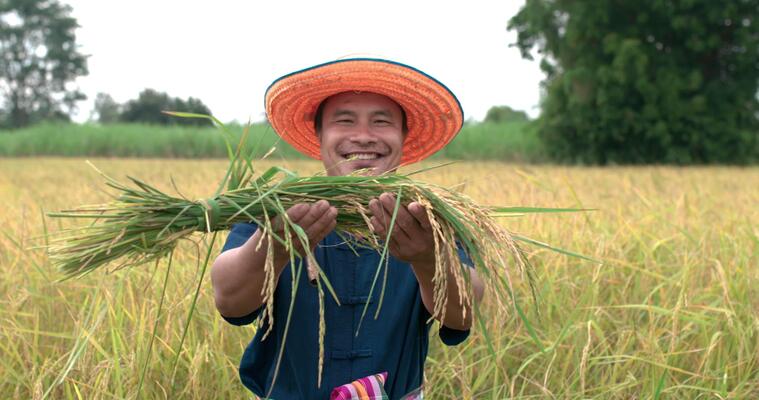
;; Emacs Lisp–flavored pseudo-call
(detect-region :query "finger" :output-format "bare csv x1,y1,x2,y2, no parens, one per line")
283,202,325,253
378,193,399,228
289,201,330,251
286,203,311,224
274,203,310,232
370,215,386,236
379,193,419,238
305,205,337,240
407,202,432,231
312,209,338,246
387,223,412,246
369,199,391,235
294,200,329,232
369,198,389,226
372,214,411,260
380,193,413,243
369,199,388,231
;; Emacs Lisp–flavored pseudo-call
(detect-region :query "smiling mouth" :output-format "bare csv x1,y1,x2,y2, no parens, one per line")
342,152,383,161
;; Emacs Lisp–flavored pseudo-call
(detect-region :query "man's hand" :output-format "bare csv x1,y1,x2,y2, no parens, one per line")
272,200,337,285
272,200,337,264
368,192,485,331
270,200,337,266
210,200,336,318
368,193,436,266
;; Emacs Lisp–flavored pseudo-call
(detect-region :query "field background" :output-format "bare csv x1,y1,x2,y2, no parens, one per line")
1,158,757,399
0,120,545,162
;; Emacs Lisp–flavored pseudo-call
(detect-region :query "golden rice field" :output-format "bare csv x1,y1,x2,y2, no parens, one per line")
1,158,757,399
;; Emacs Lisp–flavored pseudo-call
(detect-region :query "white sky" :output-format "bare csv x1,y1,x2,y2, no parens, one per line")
65,0,544,124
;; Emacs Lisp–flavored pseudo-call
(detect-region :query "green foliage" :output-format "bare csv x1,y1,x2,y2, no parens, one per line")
484,105,530,123
509,0,759,164
0,0,88,128
0,120,545,161
432,120,545,162
91,92,121,124
0,121,298,158
120,89,213,126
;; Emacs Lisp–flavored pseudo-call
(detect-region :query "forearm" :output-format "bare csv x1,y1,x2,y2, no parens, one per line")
410,259,483,331
210,229,287,318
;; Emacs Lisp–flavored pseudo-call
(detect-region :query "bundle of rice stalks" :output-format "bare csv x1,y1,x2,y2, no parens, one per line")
47,113,591,392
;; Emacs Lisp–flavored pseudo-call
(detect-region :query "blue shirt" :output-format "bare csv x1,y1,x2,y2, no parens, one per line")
220,223,472,399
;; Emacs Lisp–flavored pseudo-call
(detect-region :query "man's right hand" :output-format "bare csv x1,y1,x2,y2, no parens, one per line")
210,200,337,318
269,200,338,266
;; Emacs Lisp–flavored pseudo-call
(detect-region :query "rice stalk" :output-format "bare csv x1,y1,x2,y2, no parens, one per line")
46,113,592,393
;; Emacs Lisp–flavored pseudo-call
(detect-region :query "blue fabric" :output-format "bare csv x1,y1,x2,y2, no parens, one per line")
220,223,474,400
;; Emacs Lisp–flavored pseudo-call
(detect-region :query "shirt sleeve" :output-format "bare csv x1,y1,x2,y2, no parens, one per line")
437,244,476,346
221,222,258,253
219,222,264,326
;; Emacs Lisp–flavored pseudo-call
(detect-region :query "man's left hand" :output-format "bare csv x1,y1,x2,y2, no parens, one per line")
368,193,436,267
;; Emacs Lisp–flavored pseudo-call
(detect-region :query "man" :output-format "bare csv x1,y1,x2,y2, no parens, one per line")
211,58,485,399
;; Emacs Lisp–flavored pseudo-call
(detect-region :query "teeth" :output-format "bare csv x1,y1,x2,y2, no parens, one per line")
346,153,379,160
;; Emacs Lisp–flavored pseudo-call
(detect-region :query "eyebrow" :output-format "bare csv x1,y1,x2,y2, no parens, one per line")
370,110,394,119
330,110,357,120
330,109,397,119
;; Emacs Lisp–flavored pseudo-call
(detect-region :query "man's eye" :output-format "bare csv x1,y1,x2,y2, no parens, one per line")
374,120,390,125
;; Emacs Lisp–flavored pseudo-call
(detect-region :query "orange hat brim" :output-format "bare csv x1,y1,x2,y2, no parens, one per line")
265,58,463,165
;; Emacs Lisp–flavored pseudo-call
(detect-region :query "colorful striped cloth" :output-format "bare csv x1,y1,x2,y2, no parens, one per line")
330,371,423,400
330,371,388,400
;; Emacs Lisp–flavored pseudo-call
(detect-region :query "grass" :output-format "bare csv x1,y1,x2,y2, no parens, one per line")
1,158,757,398
0,120,544,161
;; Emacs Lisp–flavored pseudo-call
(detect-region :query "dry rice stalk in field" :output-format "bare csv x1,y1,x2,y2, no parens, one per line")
47,114,590,392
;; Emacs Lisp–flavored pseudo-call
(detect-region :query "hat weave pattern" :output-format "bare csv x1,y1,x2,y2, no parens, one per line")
265,59,463,165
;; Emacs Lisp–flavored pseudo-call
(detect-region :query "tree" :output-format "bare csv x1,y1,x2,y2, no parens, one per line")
119,88,213,126
91,92,120,123
509,0,759,164
484,105,529,123
0,0,88,128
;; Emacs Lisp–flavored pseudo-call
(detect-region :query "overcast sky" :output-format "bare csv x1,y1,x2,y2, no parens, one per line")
65,0,544,123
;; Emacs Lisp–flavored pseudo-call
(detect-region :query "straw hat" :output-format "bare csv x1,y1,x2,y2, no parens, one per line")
264,58,463,165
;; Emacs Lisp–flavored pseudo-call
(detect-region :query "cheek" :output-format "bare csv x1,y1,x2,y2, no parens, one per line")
389,135,405,154
319,134,339,156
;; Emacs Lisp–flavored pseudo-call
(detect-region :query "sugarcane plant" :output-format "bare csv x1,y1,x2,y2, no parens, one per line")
47,112,595,396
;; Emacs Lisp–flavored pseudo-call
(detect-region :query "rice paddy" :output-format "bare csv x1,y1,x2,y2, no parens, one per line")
1,158,757,399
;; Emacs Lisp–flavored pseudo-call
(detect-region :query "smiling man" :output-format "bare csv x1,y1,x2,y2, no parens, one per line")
211,58,484,400
316,91,406,176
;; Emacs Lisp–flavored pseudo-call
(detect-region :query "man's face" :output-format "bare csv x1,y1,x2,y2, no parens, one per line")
318,92,405,176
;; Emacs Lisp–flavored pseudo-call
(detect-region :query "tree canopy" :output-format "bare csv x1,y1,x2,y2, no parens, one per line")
91,92,120,123
484,105,530,123
119,89,213,126
0,0,88,128
509,0,759,164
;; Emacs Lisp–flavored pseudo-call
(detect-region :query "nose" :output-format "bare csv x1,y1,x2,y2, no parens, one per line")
348,121,377,145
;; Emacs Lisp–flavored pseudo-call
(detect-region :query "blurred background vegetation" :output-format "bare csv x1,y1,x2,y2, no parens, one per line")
1,0,757,164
